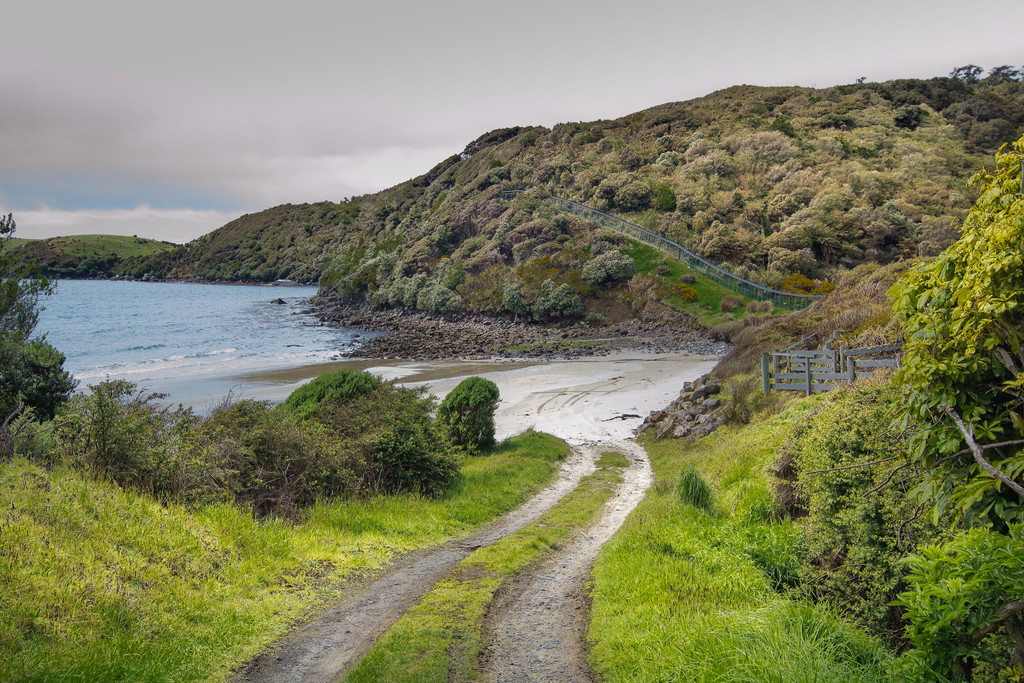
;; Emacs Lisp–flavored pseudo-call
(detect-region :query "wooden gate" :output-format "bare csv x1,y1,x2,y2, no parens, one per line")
761,340,902,395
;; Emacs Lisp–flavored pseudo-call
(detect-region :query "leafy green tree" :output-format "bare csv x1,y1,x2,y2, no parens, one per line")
986,65,1022,82
436,376,500,452
655,186,678,211
950,65,984,84
891,137,1024,677
0,214,76,425
1,214,51,343
0,339,77,422
898,524,1024,680
890,137,1024,528
502,283,528,320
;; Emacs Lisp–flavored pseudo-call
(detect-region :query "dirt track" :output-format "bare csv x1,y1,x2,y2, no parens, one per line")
478,440,652,682
232,445,599,683
232,352,713,682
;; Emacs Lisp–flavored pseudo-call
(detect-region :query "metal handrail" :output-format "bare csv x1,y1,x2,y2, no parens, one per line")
546,195,822,309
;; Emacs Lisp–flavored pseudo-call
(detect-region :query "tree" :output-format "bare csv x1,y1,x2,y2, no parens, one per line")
436,376,500,453
950,64,984,84
890,137,1024,528
987,65,1023,82
1,214,53,342
0,214,76,425
890,137,1024,677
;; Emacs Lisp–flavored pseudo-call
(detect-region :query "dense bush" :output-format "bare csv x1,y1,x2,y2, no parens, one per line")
0,213,76,427
581,250,636,287
890,138,1024,676
779,382,947,644
284,369,383,419
314,383,461,495
51,373,463,514
0,339,76,423
436,376,500,453
55,381,201,499
720,295,743,312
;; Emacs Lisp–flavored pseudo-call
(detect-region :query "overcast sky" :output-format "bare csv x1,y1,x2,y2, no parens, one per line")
3,0,1022,243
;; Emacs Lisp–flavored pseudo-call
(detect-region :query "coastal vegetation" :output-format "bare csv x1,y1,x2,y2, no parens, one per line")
584,140,1024,681
0,430,568,681
7,234,176,280
108,69,1022,325
1,69,1023,681
0,213,77,444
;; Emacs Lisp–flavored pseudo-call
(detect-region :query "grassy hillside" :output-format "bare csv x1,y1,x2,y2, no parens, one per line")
127,74,1024,319
0,431,569,681
10,234,176,279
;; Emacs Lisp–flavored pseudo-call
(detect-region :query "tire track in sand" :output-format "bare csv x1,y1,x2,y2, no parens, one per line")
478,439,653,682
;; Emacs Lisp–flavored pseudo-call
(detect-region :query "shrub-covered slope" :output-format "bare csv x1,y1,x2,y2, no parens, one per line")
136,74,1023,317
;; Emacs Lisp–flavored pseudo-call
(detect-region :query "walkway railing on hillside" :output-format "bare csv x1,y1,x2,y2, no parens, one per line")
500,189,822,310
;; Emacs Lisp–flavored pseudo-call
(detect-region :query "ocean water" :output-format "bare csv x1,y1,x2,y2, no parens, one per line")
35,280,367,407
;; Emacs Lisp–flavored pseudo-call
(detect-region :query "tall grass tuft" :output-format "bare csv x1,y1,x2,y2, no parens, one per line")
677,464,714,512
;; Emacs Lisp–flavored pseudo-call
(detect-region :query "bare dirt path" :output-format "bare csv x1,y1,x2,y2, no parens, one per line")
478,439,653,682
232,446,599,683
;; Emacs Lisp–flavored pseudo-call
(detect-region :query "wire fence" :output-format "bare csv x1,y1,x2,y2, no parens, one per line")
546,195,822,310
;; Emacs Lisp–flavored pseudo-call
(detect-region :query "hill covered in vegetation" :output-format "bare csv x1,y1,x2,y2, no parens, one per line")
10,235,176,279
124,71,1024,322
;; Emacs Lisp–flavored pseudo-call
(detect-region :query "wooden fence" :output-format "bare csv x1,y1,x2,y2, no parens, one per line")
761,339,902,395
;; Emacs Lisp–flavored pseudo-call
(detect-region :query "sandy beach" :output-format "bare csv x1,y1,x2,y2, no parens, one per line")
231,350,721,444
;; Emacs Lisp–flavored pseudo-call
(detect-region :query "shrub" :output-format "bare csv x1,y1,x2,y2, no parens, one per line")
616,181,654,211
582,251,636,287
436,377,501,453
678,464,714,512
284,369,382,419
0,339,77,422
783,383,948,644
657,282,698,302
655,186,678,211
720,295,743,312
198,399,311,515
316,384,461,495
897,524,1024,680
55,380,202,500
679,274,697,284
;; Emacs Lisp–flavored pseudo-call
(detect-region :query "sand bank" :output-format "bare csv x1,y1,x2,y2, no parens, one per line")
230,350,719,444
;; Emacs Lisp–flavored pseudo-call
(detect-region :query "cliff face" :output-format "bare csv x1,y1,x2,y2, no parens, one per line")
133,76,1023,320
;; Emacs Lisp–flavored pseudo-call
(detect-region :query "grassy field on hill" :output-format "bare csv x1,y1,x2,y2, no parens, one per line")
10,234,176,279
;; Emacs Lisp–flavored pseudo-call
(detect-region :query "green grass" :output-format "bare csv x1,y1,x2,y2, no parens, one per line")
0,430,568,682
587,400,897,682
14,234,176,259
624,241,763,326
345,453,630,682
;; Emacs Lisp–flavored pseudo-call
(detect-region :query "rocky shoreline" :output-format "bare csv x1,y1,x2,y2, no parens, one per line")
308,295,729,362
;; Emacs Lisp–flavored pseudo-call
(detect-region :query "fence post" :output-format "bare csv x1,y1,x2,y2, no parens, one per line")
761,352,770,394
805,364,812,397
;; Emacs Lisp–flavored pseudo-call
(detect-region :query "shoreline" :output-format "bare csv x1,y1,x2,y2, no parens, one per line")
230,349,722,444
